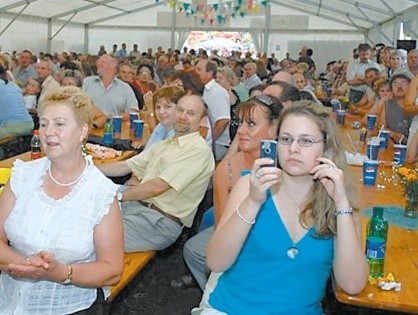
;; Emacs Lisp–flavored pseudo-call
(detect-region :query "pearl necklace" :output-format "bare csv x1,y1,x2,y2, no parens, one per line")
48,158,88,187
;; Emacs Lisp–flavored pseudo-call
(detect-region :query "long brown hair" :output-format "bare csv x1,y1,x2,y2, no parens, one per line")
277,100,357,236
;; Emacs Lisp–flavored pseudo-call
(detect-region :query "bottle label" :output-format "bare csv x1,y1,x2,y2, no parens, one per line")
103,133,113,146
366,236,386,259
31,151,42,160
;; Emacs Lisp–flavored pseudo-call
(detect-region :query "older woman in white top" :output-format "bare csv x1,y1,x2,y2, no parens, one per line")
0,86,123,314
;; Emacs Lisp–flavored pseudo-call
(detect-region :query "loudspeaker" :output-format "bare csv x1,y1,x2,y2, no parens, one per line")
396,40,416,52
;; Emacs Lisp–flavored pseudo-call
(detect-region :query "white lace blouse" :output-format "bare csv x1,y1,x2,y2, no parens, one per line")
0,156,118,315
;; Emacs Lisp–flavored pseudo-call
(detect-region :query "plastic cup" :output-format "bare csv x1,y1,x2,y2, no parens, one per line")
133,119,144,141
379,130,390,149
112,115,122,139
393,144,407,165
366,114,377,130
330,99,341,112
359,129,367,143
129,112,139,127
336,110,346,125
367,140,380,160
363,160,379,186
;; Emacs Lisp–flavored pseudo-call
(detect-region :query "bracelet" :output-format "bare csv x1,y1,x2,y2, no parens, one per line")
62,264,73,284
235,205,256,225
335,207,353,216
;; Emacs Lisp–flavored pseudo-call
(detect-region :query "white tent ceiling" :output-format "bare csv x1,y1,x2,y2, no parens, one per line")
0,0,417,60
0,0,417,30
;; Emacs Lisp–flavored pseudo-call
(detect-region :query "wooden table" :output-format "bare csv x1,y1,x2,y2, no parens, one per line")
333,113,418,313
0,121,149,168
0,150,137,168
90,120,150,142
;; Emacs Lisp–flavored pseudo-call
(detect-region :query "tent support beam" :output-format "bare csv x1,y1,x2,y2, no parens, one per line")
171,5,176,49
291,0,369,23
378,0,397,16
0,0,39,12
355,4,394,45
271,0,359,29
88,2,163,26
0,2,29,37
50,0,118,20
84,24,89,54
346,14,373,44
263,0,271,53
333,0,392,16
91,24,362,35
47,12,77,53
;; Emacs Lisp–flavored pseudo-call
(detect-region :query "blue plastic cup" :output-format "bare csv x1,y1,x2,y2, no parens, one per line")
379,130,390,149
133,120,144,141
366,114,377,130
393,144,407,165
336,110,346,125
367,140,380,160
330,99,341,112
112,116,122,139
363,160,379,186
130,112,139,127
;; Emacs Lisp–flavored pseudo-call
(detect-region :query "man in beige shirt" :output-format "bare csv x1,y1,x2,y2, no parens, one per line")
98,94,215,252
36,59,60,103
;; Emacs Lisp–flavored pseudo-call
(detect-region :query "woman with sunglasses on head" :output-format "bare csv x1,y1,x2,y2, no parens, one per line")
185,94,282,294
203,100,368,314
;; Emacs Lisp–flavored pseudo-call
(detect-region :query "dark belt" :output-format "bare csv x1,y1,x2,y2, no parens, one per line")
139,201,182,226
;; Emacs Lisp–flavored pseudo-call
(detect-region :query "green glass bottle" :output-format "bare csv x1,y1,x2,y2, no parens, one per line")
103,117,113,147
365,207,388,278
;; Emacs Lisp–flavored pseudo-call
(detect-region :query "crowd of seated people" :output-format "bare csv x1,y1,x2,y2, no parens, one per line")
0,41,417,313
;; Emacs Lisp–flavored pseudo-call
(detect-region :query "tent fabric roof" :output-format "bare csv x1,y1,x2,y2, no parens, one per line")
0,0,417,30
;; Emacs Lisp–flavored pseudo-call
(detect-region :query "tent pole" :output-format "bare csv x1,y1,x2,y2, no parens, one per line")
171,5,176,49
0,3,29,37
47,18,52,53
263,0,271,54
84,24,89,54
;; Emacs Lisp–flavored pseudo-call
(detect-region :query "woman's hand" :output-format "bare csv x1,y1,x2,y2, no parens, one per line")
125,175,141,186
130,139,144,150
249,158,281,203
143,91,154,112
7,251,65,282
310,157,348,209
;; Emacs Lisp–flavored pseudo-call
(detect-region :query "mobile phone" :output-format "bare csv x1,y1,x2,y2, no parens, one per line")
260,140,278,167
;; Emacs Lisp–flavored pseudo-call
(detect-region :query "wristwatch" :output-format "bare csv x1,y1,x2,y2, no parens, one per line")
62,264,73,285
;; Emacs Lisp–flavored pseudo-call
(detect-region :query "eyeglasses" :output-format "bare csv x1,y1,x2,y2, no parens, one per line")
278,134,325,147
62,69,77,77
254,94,274,107
392,81,409,87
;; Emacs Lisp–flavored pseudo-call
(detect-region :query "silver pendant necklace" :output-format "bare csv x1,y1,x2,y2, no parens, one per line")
48,158,88,187
281,185,306,259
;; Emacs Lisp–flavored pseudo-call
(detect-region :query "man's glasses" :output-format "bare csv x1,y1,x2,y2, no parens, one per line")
278,134,325,147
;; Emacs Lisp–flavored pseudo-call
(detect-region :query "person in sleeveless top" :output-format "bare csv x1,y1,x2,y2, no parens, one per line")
0,86,123,314
203,101,368,314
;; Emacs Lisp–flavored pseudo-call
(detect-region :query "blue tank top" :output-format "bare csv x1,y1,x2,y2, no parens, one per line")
209,190,334,314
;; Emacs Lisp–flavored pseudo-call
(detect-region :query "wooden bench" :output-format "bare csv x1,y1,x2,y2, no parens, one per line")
0,135,31,160
0,136,18,146
108,250,155,301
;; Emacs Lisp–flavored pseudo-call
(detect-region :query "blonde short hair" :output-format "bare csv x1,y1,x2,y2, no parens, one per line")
38,86,94,131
